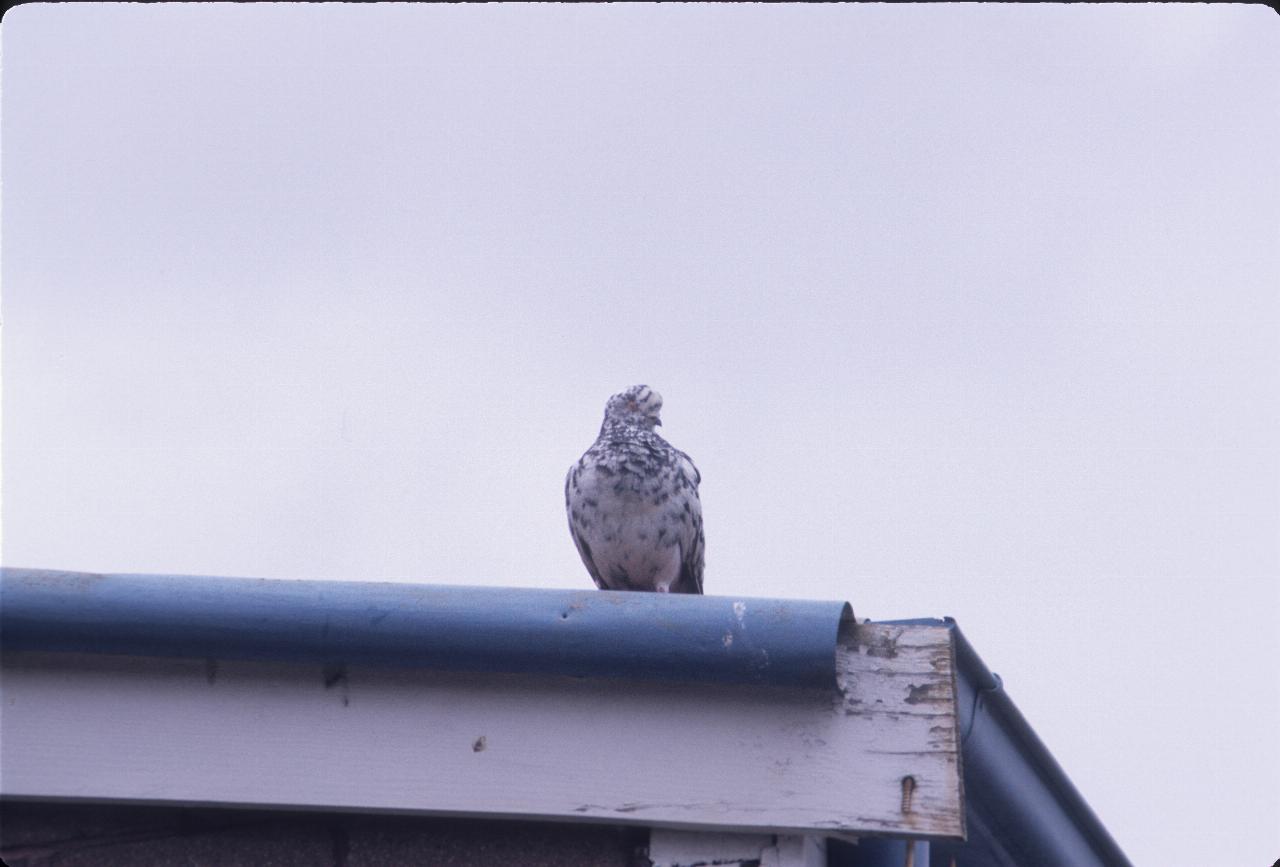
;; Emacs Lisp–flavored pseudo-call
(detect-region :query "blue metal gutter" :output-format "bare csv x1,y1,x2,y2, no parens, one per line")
880,618,1133,867
2,569,1130,864
0,569,852,690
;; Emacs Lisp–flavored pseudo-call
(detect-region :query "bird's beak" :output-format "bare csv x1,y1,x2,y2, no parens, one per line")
655,418,662,427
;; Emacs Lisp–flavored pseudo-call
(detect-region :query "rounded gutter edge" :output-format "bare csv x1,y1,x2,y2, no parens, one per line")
0,568,855,692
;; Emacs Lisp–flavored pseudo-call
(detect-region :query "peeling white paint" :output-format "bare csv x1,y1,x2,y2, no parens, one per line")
0,624,962,838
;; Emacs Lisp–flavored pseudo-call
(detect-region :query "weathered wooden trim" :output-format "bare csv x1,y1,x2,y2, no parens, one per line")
0,623,962,838
836,622,965,839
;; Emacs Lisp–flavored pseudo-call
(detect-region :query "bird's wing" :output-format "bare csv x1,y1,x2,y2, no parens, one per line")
570,522,607,590
674,454,704,594
566,464,607,589
676,533,704,594
674,448,701,485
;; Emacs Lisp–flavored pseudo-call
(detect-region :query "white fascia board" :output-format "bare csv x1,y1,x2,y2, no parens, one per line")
0,623,963,839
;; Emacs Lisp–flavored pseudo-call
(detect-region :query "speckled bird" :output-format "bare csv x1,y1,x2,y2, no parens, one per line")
566,385,704,594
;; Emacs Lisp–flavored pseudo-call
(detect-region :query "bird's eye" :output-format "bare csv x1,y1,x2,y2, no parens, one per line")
627,401,639,411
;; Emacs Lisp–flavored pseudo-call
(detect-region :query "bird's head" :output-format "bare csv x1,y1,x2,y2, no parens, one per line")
604,385,663,431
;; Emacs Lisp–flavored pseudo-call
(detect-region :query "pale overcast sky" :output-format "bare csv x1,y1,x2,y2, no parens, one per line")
3,4,1277,864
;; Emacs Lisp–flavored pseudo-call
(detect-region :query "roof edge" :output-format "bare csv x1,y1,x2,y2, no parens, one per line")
878,617,1131,867
1,568,852,690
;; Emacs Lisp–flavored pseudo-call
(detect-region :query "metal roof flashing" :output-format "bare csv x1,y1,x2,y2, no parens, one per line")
0,569,854,690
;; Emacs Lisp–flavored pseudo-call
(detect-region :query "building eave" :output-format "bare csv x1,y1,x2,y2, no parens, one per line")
1,568,851,689
882,617,1132,867
0,569,963,840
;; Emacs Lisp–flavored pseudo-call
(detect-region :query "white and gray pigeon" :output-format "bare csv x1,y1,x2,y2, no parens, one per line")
566,385,704,594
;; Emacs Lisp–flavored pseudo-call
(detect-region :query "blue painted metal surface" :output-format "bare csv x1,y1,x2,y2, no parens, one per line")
881,617,1133,867
0,569,852,689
